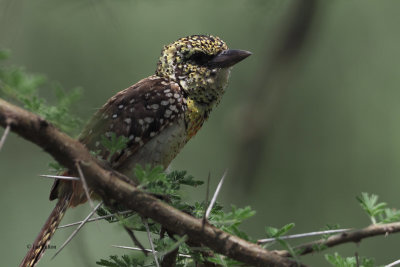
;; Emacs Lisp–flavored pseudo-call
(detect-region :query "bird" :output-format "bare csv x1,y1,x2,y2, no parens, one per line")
20,34,251,267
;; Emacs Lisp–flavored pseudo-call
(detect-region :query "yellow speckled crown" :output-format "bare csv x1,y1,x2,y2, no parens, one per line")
173,35,228,56
156,35,229,106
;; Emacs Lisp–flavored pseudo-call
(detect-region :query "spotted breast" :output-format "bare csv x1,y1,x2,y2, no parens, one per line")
78,76,190,174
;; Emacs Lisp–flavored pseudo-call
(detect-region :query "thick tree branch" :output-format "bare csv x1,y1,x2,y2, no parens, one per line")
0,98,303,267
275,222,400,257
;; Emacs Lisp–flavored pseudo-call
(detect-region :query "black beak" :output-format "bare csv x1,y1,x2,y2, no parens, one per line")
207,49,252,68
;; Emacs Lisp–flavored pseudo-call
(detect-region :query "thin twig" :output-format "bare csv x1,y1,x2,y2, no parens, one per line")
76,161,94,209
142,218,160,267
39,174,80,181
202,172,211,225
205,169,227,219
51,201,103,260
58,210,132,229
0,124,10,151
386,259,400,267
112,245,191,258
123,226,147,255
258,229,351,243
275,222,400,257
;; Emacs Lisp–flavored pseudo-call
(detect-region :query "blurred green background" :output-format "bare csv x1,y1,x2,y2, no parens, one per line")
2,0,400,266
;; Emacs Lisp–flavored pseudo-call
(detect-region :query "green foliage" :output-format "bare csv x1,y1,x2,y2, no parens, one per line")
381,208,400,223
265,223,295,238
310,224,341,252
135,165,203,200
205,205,256,241
155,235,188,257
100,133,129,161
96,255,145,267
48,161,65,173
325,253,379,267
206,255,242,266
95,168,205,265
321,224,341,239
191,204,256,265
97,166,255,266
357,193,386,224
263,223,298,258
0,49,82,135
96,243,195,267
357,192,400,224
97,167,205,235
4,48,398,267
96,207,134,223
134,165,167,186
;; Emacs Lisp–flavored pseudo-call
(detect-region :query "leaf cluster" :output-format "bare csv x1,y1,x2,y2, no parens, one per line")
209,205,256,241
325,252,380,267
97,255,146,267
0,49,82,135
357,192,400,224
100,133,130,162
263,223,299,259
97,166,255,266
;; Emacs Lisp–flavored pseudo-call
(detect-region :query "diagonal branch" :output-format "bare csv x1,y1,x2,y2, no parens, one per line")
258,229,351,244
0,98,303,267
275,222,400,257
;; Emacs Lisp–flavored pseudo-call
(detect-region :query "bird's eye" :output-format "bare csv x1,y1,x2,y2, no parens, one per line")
187,52,214,65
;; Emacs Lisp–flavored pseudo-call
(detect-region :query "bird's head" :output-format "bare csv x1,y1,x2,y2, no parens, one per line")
156,35,251,107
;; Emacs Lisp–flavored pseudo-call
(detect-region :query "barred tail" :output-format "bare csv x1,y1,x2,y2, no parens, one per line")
20,194,71,267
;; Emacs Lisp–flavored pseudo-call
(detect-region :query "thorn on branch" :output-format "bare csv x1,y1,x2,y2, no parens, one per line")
51,201,103,260
258,229,351,244
202,172,211,227
143,217,160,267
76,161,94,209
39,174,80,181
205,169,228,220
0,124,10,151
58,210,132,229
112,245,191,258
386,259,400,267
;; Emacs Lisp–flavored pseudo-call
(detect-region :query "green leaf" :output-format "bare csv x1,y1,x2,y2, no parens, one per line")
48,161,64,173
380,208,400,223
357,192,386,224
265,223,295,238
206,254,242,267
325,252,378,267
100,132,129,161
277,239,298,258
0,58,83,135
356,192,400,224
157,235,188,258
209,205,256,242
96,255,145,267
